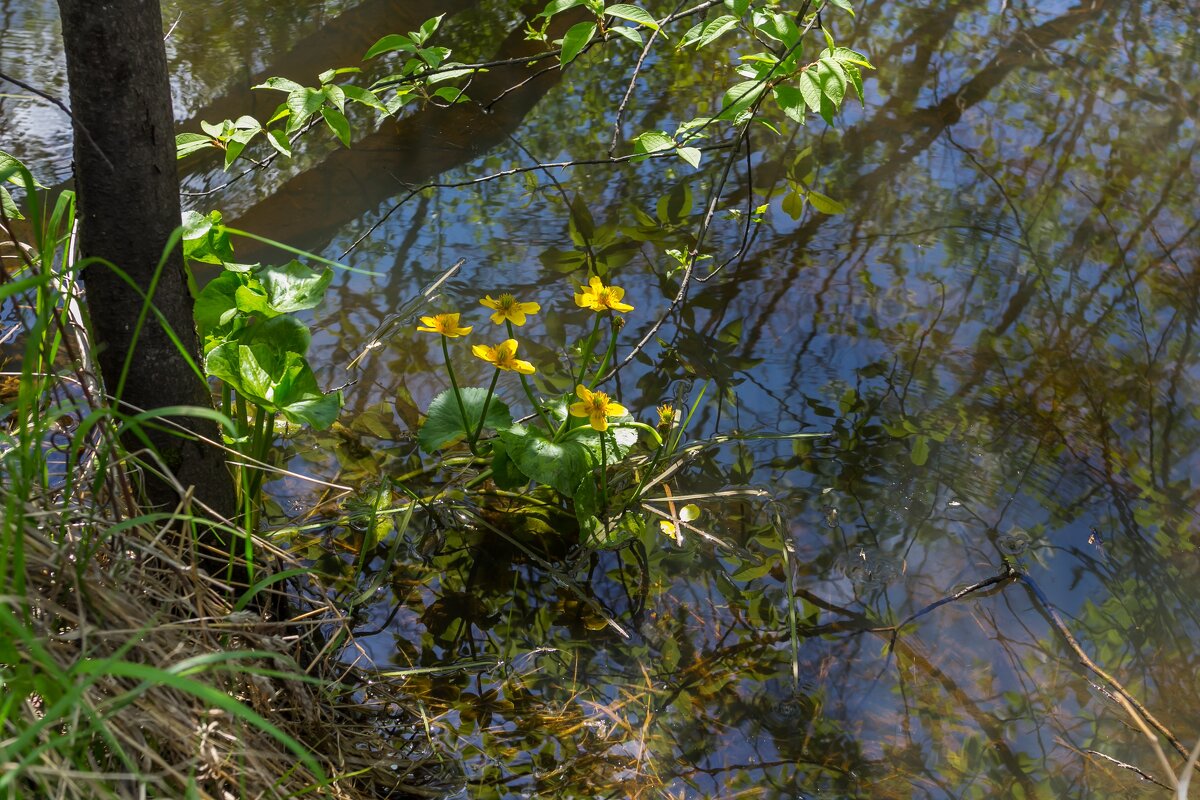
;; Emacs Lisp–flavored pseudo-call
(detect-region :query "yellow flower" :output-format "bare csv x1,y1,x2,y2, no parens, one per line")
416,313,472,337
574,276,634,313
480,293,541,326
569,384,628,432
656,404,676,428
471,338,536,374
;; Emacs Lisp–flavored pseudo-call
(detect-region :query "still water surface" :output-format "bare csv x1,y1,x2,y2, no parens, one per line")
3,0,1199,797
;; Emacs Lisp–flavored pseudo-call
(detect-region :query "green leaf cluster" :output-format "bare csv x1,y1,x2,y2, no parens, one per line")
174,17,461,168
186,212,342,432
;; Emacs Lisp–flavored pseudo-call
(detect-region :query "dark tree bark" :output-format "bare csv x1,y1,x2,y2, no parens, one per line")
57,0,236,520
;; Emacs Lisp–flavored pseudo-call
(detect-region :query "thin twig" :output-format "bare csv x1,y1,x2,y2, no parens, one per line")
338,143,732,259
607,1,687,156
1016,570,1188,761
885,565,1018,654
0,70,115,171
1054,740,1171,791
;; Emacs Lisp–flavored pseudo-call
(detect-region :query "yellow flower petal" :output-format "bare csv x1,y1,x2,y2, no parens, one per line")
417,312,471,337
473,338,536,373
573,276,633,314
480,294,540,326
568,384,624,430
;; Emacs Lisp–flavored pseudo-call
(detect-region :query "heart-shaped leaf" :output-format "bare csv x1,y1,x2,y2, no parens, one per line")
418,387,512,452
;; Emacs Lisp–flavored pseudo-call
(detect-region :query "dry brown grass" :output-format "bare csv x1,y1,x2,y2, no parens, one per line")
2,494,458,800
1,216,461,799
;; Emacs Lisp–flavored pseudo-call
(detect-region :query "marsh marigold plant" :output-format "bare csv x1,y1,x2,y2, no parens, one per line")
417,313,472,337
575,276,633,314
480,294,540,326
472,339,536,374
570,384,628,432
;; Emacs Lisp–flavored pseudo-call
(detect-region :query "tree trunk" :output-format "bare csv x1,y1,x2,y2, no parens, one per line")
57,0,237,521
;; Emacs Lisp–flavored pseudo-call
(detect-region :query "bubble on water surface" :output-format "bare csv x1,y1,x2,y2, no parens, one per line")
838,549,899,586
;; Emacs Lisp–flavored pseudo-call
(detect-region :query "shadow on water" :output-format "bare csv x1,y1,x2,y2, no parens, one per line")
4,0,1200,797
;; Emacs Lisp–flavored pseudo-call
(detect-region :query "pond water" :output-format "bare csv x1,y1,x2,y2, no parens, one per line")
4,0,1200,797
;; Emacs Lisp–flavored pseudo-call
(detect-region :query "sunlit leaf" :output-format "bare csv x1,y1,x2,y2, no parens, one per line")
286,88,325,133
825,45,874,69
610,26,644,46
321,106,352,147
253,76,304,93
205,342,341,428
432,86,469,103
427,66,479,82
175,132,214,159
823,0,855,17
341,84,387,112
258,260,333,313
0,187,20,220
194,271,244,336
798,70,823,113
559,22,596,65
321,83,346,112
364,34,416,60
677,146,702,168
695,15,739,48
239,314,312,357
772,85,807,124
632,130,674,162
817,57,847,108
537,0,586,18
266,129,292,158
605,4,659,30
720,80,766,119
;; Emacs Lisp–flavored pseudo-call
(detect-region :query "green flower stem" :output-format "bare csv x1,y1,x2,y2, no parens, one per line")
575,314,604,388
221,383,232,426
440,335,475,455
610,421,664,447
394,456,484,483
599,434,609,514
234,392,249,442
248,409,276,501
472,367,502,447
552,317,607,442
587,318,620,388
463,468,495,490
562,420,663,448
507,320,553,431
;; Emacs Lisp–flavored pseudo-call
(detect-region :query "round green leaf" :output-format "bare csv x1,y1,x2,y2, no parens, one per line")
500,424,593,498
418,387,512,452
